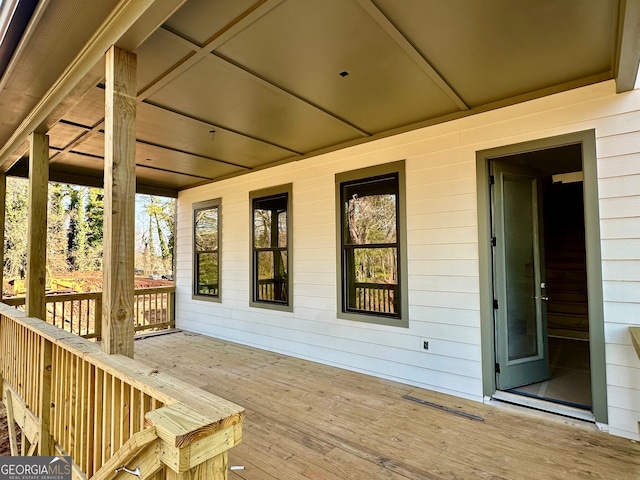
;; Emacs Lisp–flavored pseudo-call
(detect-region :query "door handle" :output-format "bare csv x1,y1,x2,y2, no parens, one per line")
541,296,549,301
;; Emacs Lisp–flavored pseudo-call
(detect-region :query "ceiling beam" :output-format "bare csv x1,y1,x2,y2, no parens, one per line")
51,115,254,171
615,0,640,92
138,1,371,139
141,99,303,155
0,0,188,173
49,119,103,164
356,0,468,111
137,0,285,100
135,138,251,170
8,158,179,198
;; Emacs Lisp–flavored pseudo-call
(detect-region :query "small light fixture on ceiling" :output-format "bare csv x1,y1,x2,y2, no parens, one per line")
339,71,349,77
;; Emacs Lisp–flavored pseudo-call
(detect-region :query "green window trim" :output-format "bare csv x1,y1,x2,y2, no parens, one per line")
249,184,293,313
335,161,408,328
193,198,221,302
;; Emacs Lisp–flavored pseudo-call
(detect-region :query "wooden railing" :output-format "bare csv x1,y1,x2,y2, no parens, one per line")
132,287,174,333
354,282,397,314
256,278,287,302
3,286,175,340
0,302,243,479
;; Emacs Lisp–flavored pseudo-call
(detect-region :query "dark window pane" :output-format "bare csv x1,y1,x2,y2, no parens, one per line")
253,194,287,249
278,210,287,247
345,246,398,315
197,252,218,296
253,208,273,249
256,250,287,303
195,207,218,251
343,177,397,245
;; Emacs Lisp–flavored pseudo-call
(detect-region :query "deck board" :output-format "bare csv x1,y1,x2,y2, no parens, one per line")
134,331,640,480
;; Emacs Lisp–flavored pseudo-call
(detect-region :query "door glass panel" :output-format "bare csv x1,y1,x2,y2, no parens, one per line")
503,174,538,360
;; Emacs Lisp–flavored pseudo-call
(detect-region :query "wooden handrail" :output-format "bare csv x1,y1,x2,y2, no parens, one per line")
0,303,243,479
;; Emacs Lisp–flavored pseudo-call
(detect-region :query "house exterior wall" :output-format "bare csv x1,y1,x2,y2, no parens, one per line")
175,80,640,440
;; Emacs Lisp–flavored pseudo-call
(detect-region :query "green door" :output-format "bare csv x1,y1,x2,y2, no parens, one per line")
492,161,549,390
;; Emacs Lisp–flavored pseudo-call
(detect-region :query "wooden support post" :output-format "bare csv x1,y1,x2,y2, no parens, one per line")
0,173,5,301
103,45,136,357
38,337,54,455
26,133,49,320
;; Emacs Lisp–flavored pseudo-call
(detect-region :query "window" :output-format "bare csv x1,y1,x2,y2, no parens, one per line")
336,161,407,326
250,184,292,311
193,199,220,301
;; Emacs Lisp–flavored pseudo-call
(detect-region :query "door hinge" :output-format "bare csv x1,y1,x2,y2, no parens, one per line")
495,362,501,373
489,175,495,185
491,236,496,246
493,299,499,309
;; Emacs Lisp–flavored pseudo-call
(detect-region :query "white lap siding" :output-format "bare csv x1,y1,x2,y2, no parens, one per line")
175,80,640,440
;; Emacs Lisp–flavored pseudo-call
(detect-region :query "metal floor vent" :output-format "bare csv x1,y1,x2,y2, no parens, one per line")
402,394,485,422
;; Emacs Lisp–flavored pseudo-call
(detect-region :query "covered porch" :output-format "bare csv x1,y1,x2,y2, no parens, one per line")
134,330,640,480
0,0,640,477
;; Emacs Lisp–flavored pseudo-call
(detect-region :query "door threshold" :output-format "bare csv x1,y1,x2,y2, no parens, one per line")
491,390,595,422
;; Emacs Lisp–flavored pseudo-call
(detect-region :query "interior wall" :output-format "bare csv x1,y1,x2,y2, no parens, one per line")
175,80,640,440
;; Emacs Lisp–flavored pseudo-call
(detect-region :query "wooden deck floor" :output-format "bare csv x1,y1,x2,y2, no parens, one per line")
134,331,639,480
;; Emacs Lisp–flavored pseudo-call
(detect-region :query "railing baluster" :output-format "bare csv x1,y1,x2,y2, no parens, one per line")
102,373,112,464
93,368,104,473
86,363,95,476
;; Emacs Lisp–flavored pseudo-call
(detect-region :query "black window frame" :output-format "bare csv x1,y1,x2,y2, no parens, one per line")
249,184,293,312
193,198,221,302
336,161,408,327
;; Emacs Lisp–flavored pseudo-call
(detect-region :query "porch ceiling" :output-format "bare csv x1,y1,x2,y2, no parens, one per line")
0,0,637,196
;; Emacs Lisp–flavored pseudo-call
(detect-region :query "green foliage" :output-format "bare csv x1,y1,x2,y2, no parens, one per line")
138,195,175,276
3,179,175,281
345,192,398,285
4,178,28,278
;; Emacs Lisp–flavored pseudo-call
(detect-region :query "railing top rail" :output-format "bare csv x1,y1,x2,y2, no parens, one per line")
0,302,242,421
2,286,175,305
354,282,396,290
133,286,175,295
44,291,103,302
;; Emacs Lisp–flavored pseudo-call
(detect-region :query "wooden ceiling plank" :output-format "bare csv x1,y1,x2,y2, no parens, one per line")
51,98,287,172
357,0,468,111
0,0,187,173
208,52,371,137
141,99,303,155
137,0,284,101
49,120,104,164
615,0,640,92
136,162,214,181
138,0,370,139
135,138,251,170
